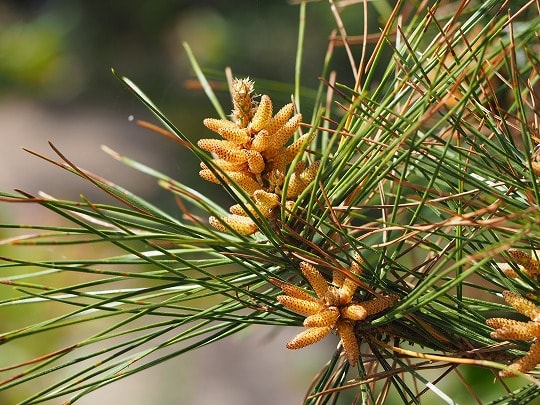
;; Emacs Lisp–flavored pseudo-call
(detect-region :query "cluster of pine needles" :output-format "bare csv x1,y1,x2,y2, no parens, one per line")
1,0,540,403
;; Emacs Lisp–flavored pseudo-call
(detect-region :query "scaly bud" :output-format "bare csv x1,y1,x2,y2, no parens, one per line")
244,150,265,174
218,126,251,144
253,190,280,214
200,160,244,172
299,160,320,183
197,139,238,153
341,304,368,321
225,171,262,195
209,214,258,235
339,276,359,306
300,262,329,300
250,95,273,132
286,326,333,349
337,321,359,366
251,129,271,152
358,295,399,316
303,308,340,327
199,169,221,184
279,282,319,302
231,78,256,128
502,290,540,322
203,118,237,134
508,250,540,278
269,113,302,150
266,103,294,135
489,321,540,341
277,295,323,316
500,341,540,377
212,145,248,164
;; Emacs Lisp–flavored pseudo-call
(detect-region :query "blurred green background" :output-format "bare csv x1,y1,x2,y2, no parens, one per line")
0,1,348,404
0,0,347,204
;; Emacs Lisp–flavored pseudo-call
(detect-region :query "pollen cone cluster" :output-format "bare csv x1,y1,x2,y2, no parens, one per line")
486,290,540,377
273,256,399,366
198,78,319,235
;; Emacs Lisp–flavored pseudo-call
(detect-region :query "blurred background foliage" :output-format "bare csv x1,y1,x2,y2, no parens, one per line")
0,0,343,102
0,0,359,208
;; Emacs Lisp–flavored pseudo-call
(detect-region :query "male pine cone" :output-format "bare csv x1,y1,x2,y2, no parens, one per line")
198,78,319,235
